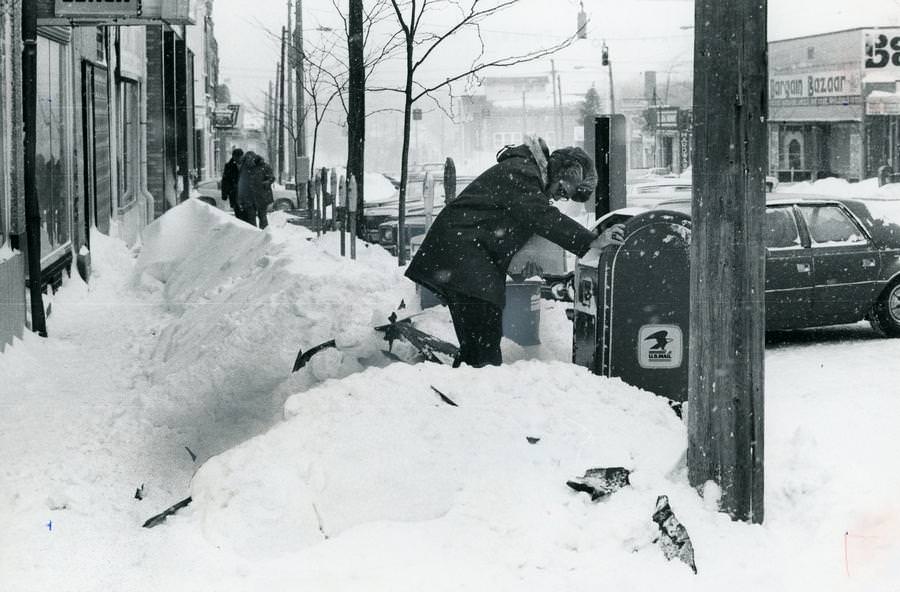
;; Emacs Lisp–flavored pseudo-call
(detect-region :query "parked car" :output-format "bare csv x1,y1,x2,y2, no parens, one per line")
192,179,300,212
626,171,777,209
373,175,476,251
591,195,900,336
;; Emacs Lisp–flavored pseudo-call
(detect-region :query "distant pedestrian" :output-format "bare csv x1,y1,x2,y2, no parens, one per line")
221,148,244,216
236,151,275,229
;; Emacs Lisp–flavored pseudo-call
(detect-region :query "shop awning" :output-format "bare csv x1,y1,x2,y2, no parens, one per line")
866,91,900,116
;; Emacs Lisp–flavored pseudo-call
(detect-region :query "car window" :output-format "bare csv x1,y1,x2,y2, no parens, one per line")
764,206,801,249
799,205,866,246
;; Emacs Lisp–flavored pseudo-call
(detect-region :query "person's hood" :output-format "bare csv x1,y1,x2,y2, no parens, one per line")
496,144,534,163
496,136,550,188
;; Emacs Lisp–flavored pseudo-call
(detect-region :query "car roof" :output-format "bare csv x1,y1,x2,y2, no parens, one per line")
653,193,866,208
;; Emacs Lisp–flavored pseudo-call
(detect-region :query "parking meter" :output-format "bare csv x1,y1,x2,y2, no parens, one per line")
422,171,435,229
443,157,457,202
337,173,346,256
573,210,691,403
348,174,358,259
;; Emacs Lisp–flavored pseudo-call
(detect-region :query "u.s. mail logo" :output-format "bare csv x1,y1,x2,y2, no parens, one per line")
637,324,683,369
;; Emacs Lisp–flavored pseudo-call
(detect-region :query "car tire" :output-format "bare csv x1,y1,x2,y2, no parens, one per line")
871,278,900,337
274,198,294,211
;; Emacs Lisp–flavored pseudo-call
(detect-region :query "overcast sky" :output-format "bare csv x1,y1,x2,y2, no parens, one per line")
212,0,900,113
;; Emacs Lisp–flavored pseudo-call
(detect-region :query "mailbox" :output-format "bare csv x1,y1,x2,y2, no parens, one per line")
573,210,692,402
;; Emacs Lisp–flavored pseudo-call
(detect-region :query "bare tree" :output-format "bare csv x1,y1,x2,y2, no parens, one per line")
300,43,344,181
383,0,585,265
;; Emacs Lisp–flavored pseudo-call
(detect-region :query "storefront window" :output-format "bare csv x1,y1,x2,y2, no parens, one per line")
36,35,71,261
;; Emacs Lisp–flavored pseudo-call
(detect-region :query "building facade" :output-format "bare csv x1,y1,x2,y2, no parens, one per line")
0,0,25,350
768,27,900,182
0,1,216,350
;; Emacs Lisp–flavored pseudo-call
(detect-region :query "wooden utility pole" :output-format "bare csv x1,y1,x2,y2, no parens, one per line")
266,81,275,166
687,0,767,523
286,0,294,181
550,60,560,144
277,27,287,183
556,74,564,145
294,0,307,207
347,0,365,235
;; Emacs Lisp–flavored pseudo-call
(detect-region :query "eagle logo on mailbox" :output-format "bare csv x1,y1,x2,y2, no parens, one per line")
638,325,683,369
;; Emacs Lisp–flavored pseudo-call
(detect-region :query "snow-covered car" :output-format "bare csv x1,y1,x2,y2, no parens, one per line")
591,195,900,336
626,171,778,208
368,176,475,246
375,176,477,247
192,179,300,212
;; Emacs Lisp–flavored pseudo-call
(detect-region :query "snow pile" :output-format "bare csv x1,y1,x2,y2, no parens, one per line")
777,176,900,199
3,193,900,590
189,361,684,560
131,201,415,459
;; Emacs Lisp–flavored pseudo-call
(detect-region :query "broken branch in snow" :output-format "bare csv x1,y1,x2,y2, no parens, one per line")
430,385,458,407
142,496,193,529
652,495,697,574
566,467,631,501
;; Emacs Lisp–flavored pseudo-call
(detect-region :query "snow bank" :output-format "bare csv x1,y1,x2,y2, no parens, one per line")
190,360,686,561
131,200,416,459
776,176,900,199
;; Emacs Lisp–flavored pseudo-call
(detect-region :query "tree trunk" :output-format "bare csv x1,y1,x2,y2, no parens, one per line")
397,35,414,266
347,0,366,236
687,0,767,524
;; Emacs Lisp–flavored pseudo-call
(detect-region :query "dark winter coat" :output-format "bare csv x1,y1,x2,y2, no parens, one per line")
237,153,276,210
221,159,242,210
405,144,597,308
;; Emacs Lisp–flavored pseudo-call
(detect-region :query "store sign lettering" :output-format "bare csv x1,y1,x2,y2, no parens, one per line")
865,30,900,68
770,70,859,101
56,0,140,17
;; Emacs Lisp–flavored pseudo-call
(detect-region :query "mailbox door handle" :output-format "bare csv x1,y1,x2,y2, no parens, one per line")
796,263,811,274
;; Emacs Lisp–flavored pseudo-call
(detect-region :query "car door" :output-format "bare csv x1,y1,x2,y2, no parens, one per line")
764,205,814,330
797,204,880,326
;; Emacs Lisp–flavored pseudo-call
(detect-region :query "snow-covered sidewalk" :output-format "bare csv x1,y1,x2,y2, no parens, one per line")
1,200,899,591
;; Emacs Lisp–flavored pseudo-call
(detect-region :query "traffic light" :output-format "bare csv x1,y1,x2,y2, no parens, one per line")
601,44,609,66
577,1,587,39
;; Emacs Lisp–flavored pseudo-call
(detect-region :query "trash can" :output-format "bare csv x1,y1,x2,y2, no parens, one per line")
411,235,444,309
573,210,691,402
503,279,543,346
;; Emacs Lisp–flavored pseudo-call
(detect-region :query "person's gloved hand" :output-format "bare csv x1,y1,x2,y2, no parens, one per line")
589,223,625,250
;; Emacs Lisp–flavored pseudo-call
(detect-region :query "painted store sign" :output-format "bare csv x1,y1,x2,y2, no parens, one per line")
55,0,141,18
42,0,193,24
770,69,861,104
864,28,900,73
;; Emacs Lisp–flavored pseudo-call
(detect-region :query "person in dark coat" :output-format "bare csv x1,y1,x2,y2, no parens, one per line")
236,151,276,229
405,139,624,368
221,148,244,215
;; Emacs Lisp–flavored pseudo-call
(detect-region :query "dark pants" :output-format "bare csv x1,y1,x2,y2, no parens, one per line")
446,294,503,368
237,204,268,229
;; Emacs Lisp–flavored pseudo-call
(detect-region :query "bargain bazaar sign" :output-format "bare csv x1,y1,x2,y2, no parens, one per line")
769,69,861,105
